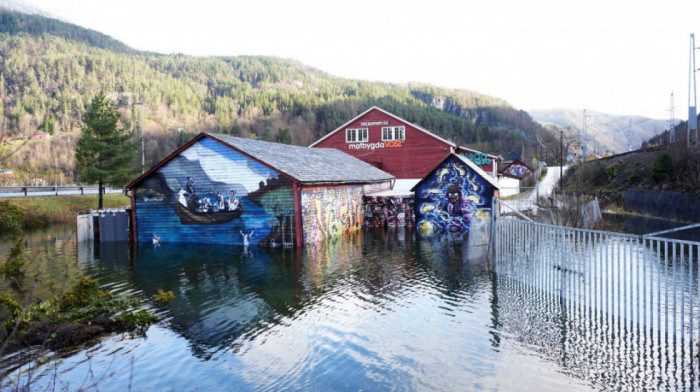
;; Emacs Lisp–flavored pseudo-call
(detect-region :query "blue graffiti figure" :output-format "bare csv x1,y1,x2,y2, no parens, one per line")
445,184,474,232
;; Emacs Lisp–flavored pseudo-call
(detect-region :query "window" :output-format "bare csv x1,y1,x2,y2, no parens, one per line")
381,126,405,141
346,128,368,143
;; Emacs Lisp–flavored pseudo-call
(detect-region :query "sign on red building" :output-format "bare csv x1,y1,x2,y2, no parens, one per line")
310,107,456,180
311,107,499,180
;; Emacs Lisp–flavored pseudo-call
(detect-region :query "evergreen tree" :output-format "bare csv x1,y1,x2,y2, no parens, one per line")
75,92,140,209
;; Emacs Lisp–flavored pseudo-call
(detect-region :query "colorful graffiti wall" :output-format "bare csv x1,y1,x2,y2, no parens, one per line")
300,182,390,244
503,160,532,179
134,136,295,246
363,196,415,228
413,155,495,237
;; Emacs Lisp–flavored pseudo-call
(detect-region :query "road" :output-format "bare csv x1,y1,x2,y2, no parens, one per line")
502,166,568,213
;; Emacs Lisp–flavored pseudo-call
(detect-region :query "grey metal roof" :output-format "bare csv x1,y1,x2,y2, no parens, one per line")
210,133,394,184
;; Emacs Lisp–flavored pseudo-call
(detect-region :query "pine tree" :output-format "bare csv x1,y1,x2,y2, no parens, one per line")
75,92,140,209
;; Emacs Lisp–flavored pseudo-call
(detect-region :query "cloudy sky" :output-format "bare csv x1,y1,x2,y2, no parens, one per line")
19,0,700,119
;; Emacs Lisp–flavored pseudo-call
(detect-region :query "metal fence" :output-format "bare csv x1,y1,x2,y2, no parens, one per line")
0,186,123,197
491,197,700,388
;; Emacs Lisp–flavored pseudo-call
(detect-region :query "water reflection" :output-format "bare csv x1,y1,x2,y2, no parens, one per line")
2,226,600,392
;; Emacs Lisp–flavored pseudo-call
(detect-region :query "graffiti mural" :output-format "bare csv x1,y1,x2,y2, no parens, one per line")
503,160,532,179
413,155,495,237
134,136,294,246
301,186,365,244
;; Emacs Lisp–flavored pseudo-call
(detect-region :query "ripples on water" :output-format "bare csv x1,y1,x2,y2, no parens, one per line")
0,225,696,391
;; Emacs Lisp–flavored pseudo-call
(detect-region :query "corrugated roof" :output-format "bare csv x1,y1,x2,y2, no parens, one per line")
210,134,394,184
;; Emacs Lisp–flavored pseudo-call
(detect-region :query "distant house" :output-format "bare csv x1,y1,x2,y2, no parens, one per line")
310,107,498,193
412,153,500,237
501,159,533,179
31,132,50,140
125,133,393,247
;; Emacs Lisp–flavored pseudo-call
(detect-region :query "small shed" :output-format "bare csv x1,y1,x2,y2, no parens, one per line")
412,153,500,236
501,159,533,179
125,133,393,247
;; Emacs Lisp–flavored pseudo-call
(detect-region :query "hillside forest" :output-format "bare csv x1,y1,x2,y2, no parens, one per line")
0,9,559,186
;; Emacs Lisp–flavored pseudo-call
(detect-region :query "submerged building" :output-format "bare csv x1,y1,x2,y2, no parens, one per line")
412,153,500,237
125,133,393,247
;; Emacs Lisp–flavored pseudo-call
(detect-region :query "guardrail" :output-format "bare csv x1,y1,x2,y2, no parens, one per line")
0,186,123,197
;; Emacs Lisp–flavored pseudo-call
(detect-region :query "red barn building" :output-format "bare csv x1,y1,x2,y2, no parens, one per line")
310,107,498,189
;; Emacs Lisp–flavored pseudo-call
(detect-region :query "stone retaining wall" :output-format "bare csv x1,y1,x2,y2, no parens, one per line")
624,190,700,223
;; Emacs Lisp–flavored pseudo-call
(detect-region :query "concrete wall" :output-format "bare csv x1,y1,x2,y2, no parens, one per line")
624,190,700,223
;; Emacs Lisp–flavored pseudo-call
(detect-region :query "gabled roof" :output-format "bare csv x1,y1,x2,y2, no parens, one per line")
309,106,457,148
411,153,500,192
501,159,533,173
126,133,394,190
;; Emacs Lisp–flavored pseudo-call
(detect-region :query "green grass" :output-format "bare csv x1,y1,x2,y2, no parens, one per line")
0,194,130,228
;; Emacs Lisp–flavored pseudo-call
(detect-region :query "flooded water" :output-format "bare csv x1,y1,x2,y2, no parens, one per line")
0,224,696,391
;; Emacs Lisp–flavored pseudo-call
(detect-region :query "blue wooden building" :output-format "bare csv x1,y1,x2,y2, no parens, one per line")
125,133,393,247
412,153,500,237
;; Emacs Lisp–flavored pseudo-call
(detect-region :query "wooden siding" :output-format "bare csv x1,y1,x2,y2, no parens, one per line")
312,108,452,179
133,136,295,246
413,155,495,237
300,181,391,244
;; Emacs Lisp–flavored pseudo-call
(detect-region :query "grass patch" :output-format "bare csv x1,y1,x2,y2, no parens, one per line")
0,194,130,229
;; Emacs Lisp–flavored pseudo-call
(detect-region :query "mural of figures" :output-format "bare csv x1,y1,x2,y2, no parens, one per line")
413,154,497,237
134,137,294,246
301,185,379,244
363,196,415,228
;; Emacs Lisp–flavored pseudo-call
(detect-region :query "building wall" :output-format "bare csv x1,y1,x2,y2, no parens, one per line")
413,156,495,236
312,109,452,179
133,136,295,246
300,181,391,244
497,176,520,197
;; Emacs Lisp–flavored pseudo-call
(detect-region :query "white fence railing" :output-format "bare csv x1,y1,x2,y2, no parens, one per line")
492,197,700,389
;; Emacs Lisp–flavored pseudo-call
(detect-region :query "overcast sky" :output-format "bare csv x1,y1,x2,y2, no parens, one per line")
18,0,700,119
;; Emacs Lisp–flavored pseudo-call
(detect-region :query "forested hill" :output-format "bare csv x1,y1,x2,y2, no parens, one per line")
0,9,551,184
0,9,136,53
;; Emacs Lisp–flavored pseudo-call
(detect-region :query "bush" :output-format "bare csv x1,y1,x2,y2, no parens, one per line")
0,201,24,234
651,152,673,183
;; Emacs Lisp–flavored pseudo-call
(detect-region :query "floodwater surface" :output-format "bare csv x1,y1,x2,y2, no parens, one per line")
0,225,695,391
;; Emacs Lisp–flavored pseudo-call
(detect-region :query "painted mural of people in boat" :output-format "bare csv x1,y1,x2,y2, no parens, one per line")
133,137,294,246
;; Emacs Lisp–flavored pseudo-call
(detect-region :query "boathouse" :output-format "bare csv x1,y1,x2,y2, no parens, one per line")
310,107,498,191
412,153,500,237
124,133,393,247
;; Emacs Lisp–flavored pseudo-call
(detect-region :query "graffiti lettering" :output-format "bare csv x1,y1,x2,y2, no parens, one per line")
460,152,492,166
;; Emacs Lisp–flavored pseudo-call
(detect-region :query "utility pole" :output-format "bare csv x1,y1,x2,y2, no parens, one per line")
670,92,675,144
560,128,563,194
689,33,698,147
